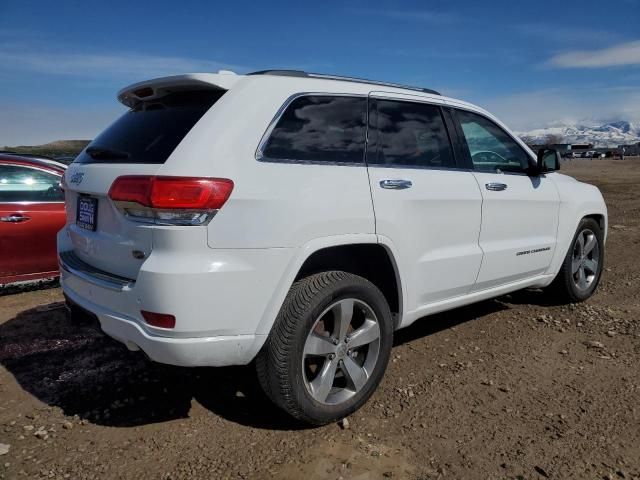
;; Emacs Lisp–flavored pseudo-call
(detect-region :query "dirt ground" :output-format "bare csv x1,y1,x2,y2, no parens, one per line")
1,159,639,480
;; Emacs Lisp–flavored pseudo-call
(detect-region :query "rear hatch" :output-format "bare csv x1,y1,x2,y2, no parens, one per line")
63,75,234,279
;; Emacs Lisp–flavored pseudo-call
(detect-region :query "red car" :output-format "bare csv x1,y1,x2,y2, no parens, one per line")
0,154,67,284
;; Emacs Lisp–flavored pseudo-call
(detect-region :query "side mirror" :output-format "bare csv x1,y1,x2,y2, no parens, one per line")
535,148,561,174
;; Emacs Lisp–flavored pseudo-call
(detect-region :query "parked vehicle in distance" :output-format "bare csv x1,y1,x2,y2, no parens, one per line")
58,70,608,424
0,154,66,285
0,151,69,169
584,151,604,159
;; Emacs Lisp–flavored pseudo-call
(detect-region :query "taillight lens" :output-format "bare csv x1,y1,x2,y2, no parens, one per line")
108,176,152,206
150,177,233,209
108,176,233,225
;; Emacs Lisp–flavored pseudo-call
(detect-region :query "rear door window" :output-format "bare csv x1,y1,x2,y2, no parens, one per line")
260,95,367,164
367,99,456,169
76,90,225,164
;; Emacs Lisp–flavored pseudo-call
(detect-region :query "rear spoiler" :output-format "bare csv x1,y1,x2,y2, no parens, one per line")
117,72,242,107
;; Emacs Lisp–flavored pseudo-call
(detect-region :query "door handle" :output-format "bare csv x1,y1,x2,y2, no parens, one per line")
0,214,31,223
485,182,508,191
380,179,413,190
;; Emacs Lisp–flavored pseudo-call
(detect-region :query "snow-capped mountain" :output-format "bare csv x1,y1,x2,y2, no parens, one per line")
517,121,640,147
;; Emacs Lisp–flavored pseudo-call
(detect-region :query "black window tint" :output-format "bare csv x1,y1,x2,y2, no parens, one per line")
0,165,63,202
370,100,455,168
261,96,366,163
76,90,225,164
456,110,532,173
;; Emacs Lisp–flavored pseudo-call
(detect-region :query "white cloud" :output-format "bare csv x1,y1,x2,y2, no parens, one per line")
548,40,640,68
476,88,640,131
0,104,124,146
515,23,619,45
0,46,245,80
5,88,640,146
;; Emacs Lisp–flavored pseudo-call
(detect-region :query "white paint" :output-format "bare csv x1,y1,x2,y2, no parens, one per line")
58,72,608,367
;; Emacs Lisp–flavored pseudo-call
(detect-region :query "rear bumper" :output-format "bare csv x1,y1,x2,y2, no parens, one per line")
63,287,263,367
59,250,134,291
57,228,293,367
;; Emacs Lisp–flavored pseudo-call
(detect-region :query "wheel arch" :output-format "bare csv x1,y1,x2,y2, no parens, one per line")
583,213,606,236
255,235,405,336
294,243,403,326
546,205,608,280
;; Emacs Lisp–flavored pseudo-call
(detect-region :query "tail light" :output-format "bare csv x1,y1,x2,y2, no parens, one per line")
108,176,233,226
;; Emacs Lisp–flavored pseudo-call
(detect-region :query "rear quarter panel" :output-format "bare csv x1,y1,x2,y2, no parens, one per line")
157,77,377,249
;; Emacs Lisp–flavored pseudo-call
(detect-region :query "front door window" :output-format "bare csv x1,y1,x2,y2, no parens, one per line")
456,110,532,173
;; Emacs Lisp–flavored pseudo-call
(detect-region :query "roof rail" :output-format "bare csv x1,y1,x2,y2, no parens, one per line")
247,70,440,95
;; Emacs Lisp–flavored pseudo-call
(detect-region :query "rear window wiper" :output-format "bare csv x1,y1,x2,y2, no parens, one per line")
86,146,130,160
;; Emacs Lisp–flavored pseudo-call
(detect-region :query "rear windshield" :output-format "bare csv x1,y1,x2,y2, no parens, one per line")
76,90,224,164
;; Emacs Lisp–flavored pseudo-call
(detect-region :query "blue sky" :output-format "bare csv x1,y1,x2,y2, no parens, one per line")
1,0,640,145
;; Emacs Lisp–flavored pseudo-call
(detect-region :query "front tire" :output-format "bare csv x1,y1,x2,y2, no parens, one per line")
256,271,393,425
547,218,604,303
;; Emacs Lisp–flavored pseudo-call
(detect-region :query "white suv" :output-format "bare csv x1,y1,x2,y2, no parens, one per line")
58,70,607,424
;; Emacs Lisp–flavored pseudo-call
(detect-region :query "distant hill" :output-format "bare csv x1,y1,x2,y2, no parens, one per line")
2,140,90,157
517,121,640,147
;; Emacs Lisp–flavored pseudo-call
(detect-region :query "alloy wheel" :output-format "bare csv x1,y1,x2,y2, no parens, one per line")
571,228,600,291
302,298,381,405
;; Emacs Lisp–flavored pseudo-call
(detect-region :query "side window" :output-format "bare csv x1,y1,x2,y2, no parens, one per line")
456,110,532,173
369,99,455,169
0,165,63,202
261,95,366,163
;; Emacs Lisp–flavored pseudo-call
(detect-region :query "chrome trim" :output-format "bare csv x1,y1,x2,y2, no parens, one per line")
248,70,440,95
112,200,218,226
306,73,440,95
59,250,135,292
255,93,472,172
449,106,537,166
0,214,30,223
367,163,471,172
485,182,508,191
255,92,367,164
379,179,413,190
255,158,364,167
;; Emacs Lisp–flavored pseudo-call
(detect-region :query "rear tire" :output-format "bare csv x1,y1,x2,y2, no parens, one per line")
546,218,604,303
256,271,393,425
